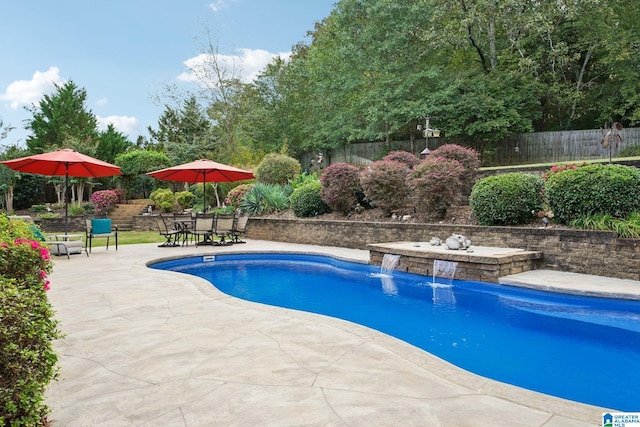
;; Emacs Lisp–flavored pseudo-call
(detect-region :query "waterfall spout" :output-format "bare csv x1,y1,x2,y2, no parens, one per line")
433,259,457,285
381,254,401,275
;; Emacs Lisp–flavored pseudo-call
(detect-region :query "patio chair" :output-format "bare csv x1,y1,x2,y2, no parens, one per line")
173,212,195,246
156,215,181,247
230,213,249,244
85,218,118,253
213,214,235,246
191,214,214,247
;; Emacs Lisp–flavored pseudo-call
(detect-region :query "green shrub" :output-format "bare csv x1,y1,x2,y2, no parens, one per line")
619,144,640,157
81,202,95,214
320,163,361,215
289,172,320,190
290,182,331,218
211,205,236,215
382,151,421,169
255,153,301,185
360,160,410,215
470,173,544,225
174,191,196,211
30,205,47,213
35,212,60,220
150,188,175,213
240,183,289,215
409,156,464,219
545,164,640,224
68,202,85,216
0,215,60,426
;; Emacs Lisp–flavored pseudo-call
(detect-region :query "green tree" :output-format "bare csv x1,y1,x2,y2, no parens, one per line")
96,124,134,165
114,149,171,198
25,80,99,154
148,97,215,165
0,145,28,213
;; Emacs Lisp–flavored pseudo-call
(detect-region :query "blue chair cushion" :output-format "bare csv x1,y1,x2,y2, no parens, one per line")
91,219,112,235
29,224,47,242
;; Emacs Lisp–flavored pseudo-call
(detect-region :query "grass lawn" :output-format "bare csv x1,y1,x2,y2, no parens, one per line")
84,230,165,247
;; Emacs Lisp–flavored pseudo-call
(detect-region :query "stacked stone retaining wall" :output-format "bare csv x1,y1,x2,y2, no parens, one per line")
245,218,640,281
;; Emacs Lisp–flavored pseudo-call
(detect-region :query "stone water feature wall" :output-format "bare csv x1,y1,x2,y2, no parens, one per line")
245,218,640,281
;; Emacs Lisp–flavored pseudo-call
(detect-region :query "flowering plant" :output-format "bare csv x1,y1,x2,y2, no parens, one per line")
0,214,59,425
91,189,119,212
225,184,251,209
543,162,586,181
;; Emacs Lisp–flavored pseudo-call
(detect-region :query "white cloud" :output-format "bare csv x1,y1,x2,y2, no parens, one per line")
208,1,227,12
96,96,108,106
178,48,291,85
96,115,139,136
0,66,65,109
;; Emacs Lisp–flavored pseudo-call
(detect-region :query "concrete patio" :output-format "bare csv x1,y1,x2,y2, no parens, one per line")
44,240,623,426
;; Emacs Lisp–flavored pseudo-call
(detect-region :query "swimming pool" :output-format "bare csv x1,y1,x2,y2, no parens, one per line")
150,253,640,411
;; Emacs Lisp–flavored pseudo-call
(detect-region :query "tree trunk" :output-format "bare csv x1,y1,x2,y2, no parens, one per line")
4,185,14,213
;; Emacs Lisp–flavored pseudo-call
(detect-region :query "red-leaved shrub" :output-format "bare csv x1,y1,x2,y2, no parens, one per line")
382,150,421,169
359,160,410,215
429,144,480,193
409,156,464,218
320,163,361,214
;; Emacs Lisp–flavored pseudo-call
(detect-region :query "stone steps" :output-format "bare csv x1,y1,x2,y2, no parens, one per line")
109,200,152,231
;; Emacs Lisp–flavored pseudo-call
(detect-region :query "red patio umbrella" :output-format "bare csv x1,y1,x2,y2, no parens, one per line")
147,159,254,212
1,148,122,233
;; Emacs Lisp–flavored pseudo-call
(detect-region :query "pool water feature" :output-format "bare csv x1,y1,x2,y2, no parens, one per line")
150,253,640,411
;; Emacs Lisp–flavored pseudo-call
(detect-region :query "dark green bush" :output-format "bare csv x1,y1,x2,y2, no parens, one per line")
469,173,544,225
360,160,410,215
255,153,301,185
290,182,331,218
320,163,361,214
30,205,47,213
0,215,60,426
545,164,640,224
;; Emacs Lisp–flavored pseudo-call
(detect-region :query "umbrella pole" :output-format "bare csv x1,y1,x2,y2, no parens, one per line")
203,172,206,213
64,167,69,235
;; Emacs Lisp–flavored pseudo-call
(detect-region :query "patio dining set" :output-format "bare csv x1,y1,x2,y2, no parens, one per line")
156,212,249,248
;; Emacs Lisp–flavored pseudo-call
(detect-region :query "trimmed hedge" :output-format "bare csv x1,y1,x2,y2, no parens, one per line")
545,164,640,224
255,153,301,185
470,173,544,226
290,182,331,218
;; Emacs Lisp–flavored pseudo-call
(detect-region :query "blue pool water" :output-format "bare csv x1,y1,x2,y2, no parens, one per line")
150,253,640,411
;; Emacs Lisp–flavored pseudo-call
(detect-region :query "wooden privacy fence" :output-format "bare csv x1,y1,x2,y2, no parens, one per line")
300,127,640,169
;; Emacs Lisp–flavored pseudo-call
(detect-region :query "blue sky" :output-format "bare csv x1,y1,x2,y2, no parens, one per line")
0,1,335,147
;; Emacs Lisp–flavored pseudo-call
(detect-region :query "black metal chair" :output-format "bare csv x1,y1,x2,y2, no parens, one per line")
155,215,181,247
